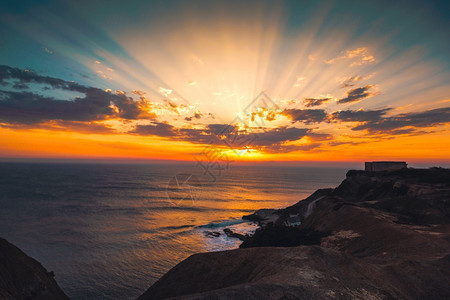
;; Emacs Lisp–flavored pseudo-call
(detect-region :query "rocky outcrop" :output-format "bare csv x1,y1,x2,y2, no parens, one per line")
0,238,68,300
138,168,450,299
223,228,247,241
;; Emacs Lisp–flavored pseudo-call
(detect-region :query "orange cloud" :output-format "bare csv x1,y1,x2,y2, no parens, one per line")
326,47,375,66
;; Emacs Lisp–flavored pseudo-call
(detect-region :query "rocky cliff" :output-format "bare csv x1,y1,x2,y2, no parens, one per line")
0,238,68,300
138,168,450,299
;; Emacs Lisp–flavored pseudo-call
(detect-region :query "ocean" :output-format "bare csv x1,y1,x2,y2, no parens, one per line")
0,162,347,299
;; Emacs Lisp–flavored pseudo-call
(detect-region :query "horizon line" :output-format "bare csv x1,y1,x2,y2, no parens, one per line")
1,157,449,169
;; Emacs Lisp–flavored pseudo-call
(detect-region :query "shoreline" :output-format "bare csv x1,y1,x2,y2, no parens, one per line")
1,167,449,299
138,167,450,299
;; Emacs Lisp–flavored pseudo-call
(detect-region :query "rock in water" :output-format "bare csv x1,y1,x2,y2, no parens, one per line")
205,231,221,238
0,237,69,299
223,228,246,241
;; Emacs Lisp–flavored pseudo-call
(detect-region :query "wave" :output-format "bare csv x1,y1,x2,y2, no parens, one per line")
197,218,248,229
161,225,195,230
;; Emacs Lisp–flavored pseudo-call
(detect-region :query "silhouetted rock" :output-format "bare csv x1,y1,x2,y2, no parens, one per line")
138,168,450,299
240,224,329,248
204,231,221,238
223,228,247,241
242,208,278,226
0,238,68,300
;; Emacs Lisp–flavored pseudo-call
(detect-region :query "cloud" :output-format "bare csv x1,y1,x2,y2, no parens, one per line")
249,107,279,123
131,121,321,153
42,47,53,54
327,140,364,147
282,109,327,123
12,82,29,89
0,89,155,124
0,65,76,90
257,130,330,153
131,123,223,144
337,85,377,104
131,90,145,95
329,108,391,122
340,75,363,88
352,107,450,134
303,97,331,107
0,65,156,125
162,99,189,115
293,76,306,87
307,132,332,141
0,120,117,134
207,124,231,136
184,110,203,121
263,143,322,153
326,47,375,67
131,122,177,137
159,87,172,97
251,127,309,147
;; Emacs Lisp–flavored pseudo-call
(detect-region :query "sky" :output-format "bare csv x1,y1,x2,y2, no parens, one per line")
0,0,449,166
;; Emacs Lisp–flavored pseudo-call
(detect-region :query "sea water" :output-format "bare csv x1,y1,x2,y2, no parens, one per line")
0,162,347,299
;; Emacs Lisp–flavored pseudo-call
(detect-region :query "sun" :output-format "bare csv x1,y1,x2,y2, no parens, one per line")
221,146,265,161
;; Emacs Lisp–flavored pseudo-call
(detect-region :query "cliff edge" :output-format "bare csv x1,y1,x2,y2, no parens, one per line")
0,237,68,300
138,168,450,299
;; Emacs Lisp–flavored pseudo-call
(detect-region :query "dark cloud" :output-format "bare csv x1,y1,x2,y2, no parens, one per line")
352,107,450,134
307,132,333,141
252,127,308,147
282,109,327,124
329,108,391,122
0,65,80,91
340,75,363,88
303,98,331,107
132,123,238,144
0,65,156,125
184,111,202,121
207,124,233,136
263,143,322,153
207,125,310,148
328,106,449,136
328,140,364,147
12,82,29,89
132,122,177,137
338,85,376,104
131,122,216,144
131,122,318,153
0,120,117,134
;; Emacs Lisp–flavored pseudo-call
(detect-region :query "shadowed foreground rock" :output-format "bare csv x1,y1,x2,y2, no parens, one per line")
0,238,68,300
138,168,450,299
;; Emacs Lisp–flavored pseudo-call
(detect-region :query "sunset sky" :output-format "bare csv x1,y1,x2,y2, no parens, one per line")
0,0,449,165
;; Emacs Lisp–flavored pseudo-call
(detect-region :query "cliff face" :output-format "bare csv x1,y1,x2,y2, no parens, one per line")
139,168,450,299
0,238,69,300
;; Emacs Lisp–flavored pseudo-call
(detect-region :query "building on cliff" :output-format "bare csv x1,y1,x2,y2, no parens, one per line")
365,161,407,172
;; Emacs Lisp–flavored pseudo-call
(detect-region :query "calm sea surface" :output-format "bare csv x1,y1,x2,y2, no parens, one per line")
0,162,347,299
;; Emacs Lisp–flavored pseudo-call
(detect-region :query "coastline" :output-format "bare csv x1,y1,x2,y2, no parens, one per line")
139,167,450,299
0,163,346,299
1,167,449,299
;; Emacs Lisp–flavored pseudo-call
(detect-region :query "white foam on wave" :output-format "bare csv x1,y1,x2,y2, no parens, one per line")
197,218,247,228
193,218,259,252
